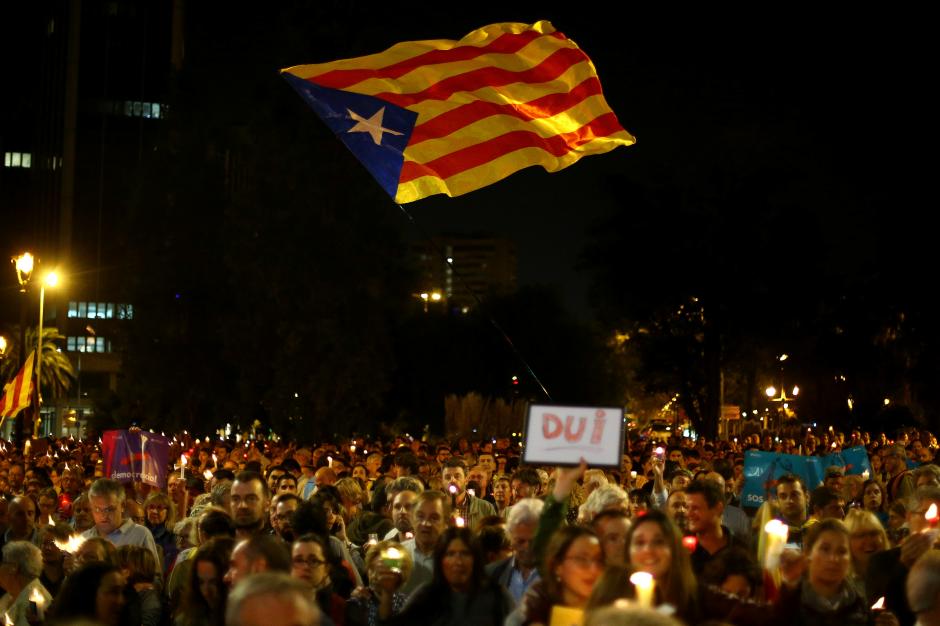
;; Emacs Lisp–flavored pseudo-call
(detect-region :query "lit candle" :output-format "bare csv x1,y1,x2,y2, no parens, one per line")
763,519,789,570
5,611,12,625
630,571,656,608
212,453,218,466
448,484,458,496
926,503,938,527
404,531,414,539
454,516,466,527
682,535,698,552
24,439,31,457
871,597,885,611
861,469,870,480
204,469,214,480
328,456,333,468
382,546,404,574
180,454,187,479
54,534,88,553
630,470,638,480
350,444,356,454
467,488,476,498
29,587,46,620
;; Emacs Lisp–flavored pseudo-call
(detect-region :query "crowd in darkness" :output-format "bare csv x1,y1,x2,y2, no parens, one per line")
1,426,940,626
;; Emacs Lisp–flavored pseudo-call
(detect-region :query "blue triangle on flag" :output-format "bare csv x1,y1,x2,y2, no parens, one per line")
283,73,417,199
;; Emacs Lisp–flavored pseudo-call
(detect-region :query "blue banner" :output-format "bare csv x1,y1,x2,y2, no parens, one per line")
741,446,873,508
821,446,872,476
102,429,170,487
742,450,824,508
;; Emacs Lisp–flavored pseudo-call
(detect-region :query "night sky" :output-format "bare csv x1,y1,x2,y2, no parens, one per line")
271,6,934,318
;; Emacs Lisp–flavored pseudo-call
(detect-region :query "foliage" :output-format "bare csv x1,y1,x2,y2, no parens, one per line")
0,326,75,400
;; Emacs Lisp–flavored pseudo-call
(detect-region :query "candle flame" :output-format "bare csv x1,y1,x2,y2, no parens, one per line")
47,514,55,525
29,587,45,607
448,484,458,495
926,503,938,522
764,519,790,541
4,612,12,626
54,534,88,553
454,516,466,527
630,571,654,587
872,597,885,610
204,469,214,480
404,531,414,539
383,547,403,559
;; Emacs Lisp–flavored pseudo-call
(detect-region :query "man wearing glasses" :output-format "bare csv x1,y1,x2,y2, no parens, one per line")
82,478,159,563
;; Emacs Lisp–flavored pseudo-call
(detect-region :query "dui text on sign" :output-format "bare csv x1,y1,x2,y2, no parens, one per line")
523,404,624,468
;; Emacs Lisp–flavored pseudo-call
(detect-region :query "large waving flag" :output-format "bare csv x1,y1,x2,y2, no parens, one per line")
0,350,35,420
282,21,635,203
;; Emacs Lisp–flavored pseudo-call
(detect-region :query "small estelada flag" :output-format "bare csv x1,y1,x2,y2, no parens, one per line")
282,21,635,203
0,350,36,419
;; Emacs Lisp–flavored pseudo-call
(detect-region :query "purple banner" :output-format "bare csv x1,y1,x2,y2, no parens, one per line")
102,429,170,487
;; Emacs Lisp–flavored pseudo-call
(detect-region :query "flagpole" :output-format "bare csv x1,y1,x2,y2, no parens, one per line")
395,203,553,402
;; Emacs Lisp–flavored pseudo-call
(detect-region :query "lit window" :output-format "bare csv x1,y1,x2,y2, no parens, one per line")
11,153,20,167
67,337,76,351
152,103,161,118
78,302,87,317
96,337,105,353
98,302,106,319
105,303,114,319
125,101,133,116
22,153,30,168
3,153,8,167
85,337,96,352
133,101,142,117
87,302,96,318
68,302,78,318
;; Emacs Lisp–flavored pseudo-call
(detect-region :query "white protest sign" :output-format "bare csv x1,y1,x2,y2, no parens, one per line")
523,404,624,467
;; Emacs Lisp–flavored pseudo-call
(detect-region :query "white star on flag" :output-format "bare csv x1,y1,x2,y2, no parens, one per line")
346,106,403,145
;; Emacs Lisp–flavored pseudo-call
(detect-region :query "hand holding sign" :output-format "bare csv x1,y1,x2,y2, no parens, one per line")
552,459,588,501
524,404,624,468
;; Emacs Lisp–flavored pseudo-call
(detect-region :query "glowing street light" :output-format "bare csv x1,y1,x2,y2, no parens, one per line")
765,386,777,398
33,268,62,436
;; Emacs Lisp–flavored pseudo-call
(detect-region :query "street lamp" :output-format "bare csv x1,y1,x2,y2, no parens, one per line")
35,270,60,434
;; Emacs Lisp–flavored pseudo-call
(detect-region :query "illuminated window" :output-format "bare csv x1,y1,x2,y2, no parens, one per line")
77,302,87,317
3,152,31,168
67,337,76,351
68,301,78,318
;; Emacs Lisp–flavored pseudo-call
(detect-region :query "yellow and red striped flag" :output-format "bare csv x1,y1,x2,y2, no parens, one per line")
282,20,635,203
0,350,35,419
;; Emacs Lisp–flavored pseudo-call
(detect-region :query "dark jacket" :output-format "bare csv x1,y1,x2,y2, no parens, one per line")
865,546,913,626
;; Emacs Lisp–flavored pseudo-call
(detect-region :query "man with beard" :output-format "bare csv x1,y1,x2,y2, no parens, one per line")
686,479,748,575
400,490,449,598
382,477,423,542
666,489,691,533
230,471,269,540
271,493,300,542
443,459,495,531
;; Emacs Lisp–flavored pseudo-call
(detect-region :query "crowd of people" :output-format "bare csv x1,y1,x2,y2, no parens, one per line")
0,426,939,626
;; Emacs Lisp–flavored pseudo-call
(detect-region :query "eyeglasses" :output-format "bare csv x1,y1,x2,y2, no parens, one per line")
564,555,605,569
292,557,325,567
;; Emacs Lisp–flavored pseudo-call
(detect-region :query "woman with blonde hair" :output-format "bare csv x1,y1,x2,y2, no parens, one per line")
843,508,888,593
144,491,178,576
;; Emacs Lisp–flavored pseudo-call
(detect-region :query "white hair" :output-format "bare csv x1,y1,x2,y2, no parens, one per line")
2,541,42,579
579,484,628,523
226,572,319,626
506,497,544,531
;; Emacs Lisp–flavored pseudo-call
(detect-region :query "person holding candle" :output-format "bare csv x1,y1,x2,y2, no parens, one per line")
442,459,496,532
399,490,449,597
626,509,699,620
0,541,51,626
776,518,899,626
866,486,940,626
345,540,412,626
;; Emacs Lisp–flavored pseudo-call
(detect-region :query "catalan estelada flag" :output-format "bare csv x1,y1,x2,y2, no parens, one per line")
0,350,35,420
282,21,635,203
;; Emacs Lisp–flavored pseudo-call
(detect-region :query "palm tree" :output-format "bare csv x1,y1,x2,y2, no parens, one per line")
0,327,76,400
